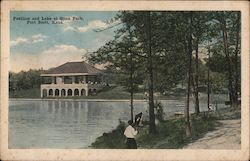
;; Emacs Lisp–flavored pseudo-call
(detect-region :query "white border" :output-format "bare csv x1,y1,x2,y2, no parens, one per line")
1,1,249,161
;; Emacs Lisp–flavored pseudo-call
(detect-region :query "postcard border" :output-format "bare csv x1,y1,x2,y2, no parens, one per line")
1,1,249,161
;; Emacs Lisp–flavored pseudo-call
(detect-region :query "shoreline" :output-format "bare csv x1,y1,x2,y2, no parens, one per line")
90,107,241,149
9,98,150,102
9,96,187,102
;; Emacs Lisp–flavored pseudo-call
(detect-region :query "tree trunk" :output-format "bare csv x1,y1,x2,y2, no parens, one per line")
130,53,134,121
146,11,156,134
185,12,193,137
221,12,235,107
127,26,134,122
194,37,200,115
233,12,240,108
207,48,211,110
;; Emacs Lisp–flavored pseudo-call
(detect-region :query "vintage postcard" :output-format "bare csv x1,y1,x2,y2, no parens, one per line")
1,0,249,161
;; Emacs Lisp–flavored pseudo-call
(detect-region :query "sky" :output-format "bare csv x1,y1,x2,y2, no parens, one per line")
10,11,121,72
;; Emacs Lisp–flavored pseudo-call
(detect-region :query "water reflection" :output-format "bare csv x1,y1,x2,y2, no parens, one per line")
9,99,227,149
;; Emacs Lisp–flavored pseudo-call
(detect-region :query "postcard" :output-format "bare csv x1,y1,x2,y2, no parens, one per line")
1,0,249,161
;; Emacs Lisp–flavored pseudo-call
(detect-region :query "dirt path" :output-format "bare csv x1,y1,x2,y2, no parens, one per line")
183,119,241,149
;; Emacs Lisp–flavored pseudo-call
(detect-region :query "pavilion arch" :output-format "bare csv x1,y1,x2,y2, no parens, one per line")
81,89,86,96
42,89,47,97
40,61,104,98
55,89,60,96
49,89,53,96
67,89,72,96
74,89,79,96
61,89,66,97
88,89,92,95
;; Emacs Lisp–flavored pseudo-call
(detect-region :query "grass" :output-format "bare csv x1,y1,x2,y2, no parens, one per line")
9,88,41,98
80,86,146,99
91,107,241,149
9,86,145,99
213,107,241,120
9,86,228,102
90,114,219,149
9,86,181,100
91,121,127,149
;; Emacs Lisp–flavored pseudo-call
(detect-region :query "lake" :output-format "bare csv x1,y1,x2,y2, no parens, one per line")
9,98,227,148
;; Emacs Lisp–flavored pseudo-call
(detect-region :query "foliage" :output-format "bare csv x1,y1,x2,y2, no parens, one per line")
155,101,164,122
91,114,218,149
9,88,41,98
88,11,241,135
210,11,241,107
91,120,126,149
9,69,45,92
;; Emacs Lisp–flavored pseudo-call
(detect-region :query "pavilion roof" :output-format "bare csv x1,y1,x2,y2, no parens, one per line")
43,61,102,75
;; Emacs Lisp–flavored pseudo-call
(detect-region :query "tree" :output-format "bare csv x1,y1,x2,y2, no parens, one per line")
150,12,188,94
9,69,44,91
212,11,241,107
185,12,193,137
145,11,156,134
89,17,143,122
89,11,241,136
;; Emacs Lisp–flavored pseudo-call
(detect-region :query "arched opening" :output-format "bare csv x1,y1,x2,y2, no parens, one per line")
93,89,97,95
67,89,72,96
74,89,79,96
88,89,92,95
49,89,53,96
55,89,60,96
61,89,66,97
81,89,86,96
42,89,47,97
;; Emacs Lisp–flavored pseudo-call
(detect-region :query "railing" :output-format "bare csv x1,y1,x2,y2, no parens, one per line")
41,83,104,89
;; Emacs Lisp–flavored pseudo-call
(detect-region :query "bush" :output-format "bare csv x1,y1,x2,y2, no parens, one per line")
91,114,218,149
155,101,164,122
91,121,126,149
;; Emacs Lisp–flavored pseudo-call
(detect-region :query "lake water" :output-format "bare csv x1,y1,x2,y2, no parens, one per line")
9,98,227,148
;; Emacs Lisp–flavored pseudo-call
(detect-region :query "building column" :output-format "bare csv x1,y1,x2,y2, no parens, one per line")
63,77,65,84
72,76,75,84
78,88,81,96
72,88,75,97
86,87,89,96
83,75,86,83
40,88,43,98
47,89,49,97
52,76,55,84
52,89,55,97
59,89,61,97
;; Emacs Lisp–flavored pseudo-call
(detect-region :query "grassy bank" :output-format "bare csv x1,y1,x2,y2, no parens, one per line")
91,107,240,149
9,86,184,100
91,114,218,149
9,88,41,98
9,86,142,99
9,86,227,103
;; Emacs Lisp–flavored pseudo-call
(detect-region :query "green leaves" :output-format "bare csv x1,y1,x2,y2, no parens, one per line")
9,69,44,91
88,11,240,102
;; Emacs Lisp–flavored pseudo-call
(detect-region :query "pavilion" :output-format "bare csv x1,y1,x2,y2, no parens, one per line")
40,61,104,97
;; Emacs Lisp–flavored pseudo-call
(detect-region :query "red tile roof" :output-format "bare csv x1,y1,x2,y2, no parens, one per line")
44,61,102,75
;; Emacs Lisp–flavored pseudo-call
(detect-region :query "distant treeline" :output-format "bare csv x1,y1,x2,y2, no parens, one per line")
9,65,230,94
9,69,45,91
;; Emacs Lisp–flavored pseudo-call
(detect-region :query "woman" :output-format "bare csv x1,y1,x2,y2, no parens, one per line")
124,120,138,149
